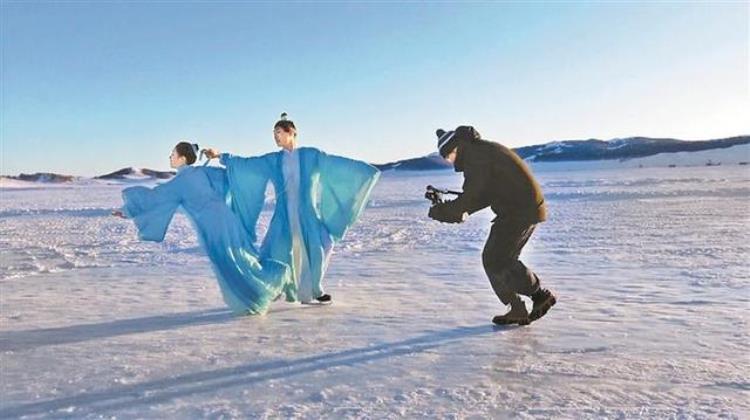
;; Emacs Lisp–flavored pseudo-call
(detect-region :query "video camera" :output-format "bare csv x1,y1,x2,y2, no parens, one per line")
425,185,461,205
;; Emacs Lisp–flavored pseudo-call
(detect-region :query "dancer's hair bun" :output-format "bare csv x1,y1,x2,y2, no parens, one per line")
274,112,296,132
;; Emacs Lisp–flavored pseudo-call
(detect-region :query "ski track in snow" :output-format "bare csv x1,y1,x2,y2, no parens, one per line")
1,165,748,419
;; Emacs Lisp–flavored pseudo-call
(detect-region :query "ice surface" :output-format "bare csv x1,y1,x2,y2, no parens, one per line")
1,164,748,418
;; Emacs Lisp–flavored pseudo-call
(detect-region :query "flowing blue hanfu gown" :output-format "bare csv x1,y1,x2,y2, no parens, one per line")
219,147,380,303
120,165,290,315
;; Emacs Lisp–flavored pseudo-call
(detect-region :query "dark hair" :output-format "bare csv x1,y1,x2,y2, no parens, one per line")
175,141,199,165
274,112,296,134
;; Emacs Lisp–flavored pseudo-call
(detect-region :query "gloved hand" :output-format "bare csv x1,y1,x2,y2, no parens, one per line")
428,205,466,224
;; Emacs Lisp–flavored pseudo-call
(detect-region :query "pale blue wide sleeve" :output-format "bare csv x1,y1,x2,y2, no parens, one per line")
220,153,273,244
121,178,182,242
317,151,380,241
202,166,230,205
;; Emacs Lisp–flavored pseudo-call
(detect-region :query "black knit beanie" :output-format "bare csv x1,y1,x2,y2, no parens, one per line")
436,129,459,158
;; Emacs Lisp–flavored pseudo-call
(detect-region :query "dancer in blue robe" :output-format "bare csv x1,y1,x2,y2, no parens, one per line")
113,141,290,315
204,114,380,303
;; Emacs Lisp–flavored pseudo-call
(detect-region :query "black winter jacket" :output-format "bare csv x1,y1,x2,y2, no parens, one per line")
429,126,546,224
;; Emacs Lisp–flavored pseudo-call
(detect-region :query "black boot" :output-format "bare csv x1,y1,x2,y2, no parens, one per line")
492,297,530,326
529,288,556,322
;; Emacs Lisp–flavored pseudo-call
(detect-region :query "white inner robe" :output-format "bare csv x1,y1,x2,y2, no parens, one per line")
282,149,315,303
281,148,336,303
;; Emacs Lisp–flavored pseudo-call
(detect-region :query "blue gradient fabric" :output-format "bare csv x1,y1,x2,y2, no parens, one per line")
220,147,380,302
121,165,290,314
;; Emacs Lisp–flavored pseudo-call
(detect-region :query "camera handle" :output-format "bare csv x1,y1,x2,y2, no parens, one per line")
426,185,462,196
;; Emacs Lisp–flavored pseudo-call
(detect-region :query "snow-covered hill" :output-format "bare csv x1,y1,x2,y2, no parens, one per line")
374,135,750,171
95,167,175,180
515,135,749,162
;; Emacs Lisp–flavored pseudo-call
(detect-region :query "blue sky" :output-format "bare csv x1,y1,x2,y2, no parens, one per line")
1,1,748,175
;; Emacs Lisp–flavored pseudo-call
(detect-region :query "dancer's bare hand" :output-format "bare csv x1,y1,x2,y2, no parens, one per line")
112,210,126,219
203,148,221,159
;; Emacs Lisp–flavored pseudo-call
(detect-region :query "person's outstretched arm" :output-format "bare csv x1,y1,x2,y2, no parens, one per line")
316,149,381,241
116,176,184,242
212,150,274,244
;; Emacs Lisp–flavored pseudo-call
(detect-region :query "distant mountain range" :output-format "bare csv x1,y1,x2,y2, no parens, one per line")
2,136,748,182
2,173,77,183
513,135,749,162
0,167,175,184
374,135,750,170
95,167,175,180
372,153,453,171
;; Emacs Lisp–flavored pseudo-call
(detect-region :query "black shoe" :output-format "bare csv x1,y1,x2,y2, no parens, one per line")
315,294,332,303
492,299,530,326
529,288,556,322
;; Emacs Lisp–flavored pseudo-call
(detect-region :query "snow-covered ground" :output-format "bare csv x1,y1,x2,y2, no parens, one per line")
1,165,748,418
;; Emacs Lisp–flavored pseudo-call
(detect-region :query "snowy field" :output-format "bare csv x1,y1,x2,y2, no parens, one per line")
1,163,749,419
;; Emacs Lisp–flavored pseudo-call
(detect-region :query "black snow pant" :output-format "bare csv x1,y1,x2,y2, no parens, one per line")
482,217,541,305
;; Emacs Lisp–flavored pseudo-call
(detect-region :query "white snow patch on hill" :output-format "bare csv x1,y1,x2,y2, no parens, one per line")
530,143,750,172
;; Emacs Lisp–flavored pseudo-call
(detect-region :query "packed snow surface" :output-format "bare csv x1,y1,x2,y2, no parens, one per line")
1,165,748,418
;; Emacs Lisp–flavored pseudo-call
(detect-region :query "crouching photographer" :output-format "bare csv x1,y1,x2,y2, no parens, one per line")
426,125,556,326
